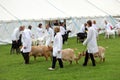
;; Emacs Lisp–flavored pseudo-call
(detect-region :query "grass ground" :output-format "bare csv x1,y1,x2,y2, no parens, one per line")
0,34,120,80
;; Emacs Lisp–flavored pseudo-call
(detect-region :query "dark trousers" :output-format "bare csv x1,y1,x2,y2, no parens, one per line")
62,35,65,44
83,51,96,66
11,40,20,54
52,57,63,68
21,52,30,64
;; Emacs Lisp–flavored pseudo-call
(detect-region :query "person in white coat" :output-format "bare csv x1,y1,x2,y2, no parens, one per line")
115,20,120,35
45,24,54,46
11,26,24,54
83,20,98,66
79,23,87,33
77,23,87,42
48,27,63,70
21,26,32,64
115,20,120,29
60,22,66,44
104,20,113,31
92,20,98,31
92,20,99,38
36,23,44,38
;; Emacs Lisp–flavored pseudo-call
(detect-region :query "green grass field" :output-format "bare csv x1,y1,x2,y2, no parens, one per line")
0,35,120,80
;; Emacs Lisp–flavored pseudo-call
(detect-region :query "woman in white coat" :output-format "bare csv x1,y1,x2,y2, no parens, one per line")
21,25,32,64
60,23,66,44
83,20,98,66
104,20,113,31
36,23,44,38
48,26,63,70
45,24,54,46
11,26,24,54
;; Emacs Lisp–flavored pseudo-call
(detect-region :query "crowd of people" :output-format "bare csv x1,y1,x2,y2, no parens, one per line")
11,19,120,70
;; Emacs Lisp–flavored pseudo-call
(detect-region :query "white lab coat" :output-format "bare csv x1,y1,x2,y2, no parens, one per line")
60,26,66,35
92,24,98,37
36,27,44,38
11,28,21,41
105,23,112,31
53,32,63,58
83,27,98,53
115,22,120,34
45,27,54,46
92,24,98,31
79,24,85,33
21,29,32,53
115,22,120,29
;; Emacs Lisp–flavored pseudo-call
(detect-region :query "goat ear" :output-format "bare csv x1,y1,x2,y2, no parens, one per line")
47,45,50,48
78,53,82,56
48,45,52,49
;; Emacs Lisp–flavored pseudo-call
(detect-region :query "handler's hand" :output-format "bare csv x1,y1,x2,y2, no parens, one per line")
24,47,27,49
58,51,61,54
16,40,18,43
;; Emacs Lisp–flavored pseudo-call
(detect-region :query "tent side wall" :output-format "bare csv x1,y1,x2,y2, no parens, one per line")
0,16,119,45
0,20,45,44
66,16,118,37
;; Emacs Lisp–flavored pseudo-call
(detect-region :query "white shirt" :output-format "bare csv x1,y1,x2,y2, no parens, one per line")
53,32,63,58
83,27,98,53
45,27,54,46
92,24,98,36
92,24,98,30
79,24,85,33
21,29,32,53
60,26,66,35
115,22,120,29
11,28,21,41
105,23,112,31
36,27,44,38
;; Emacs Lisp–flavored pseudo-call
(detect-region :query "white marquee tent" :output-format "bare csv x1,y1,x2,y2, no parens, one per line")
0,0,120,44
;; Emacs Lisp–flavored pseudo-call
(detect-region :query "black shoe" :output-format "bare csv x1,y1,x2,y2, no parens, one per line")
25,62,29,64
83,63,87,66
60,67,63,68
93,64,96,66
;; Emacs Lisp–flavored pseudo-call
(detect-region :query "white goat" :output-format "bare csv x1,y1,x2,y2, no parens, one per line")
104,30,115,39
32,37,46,46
